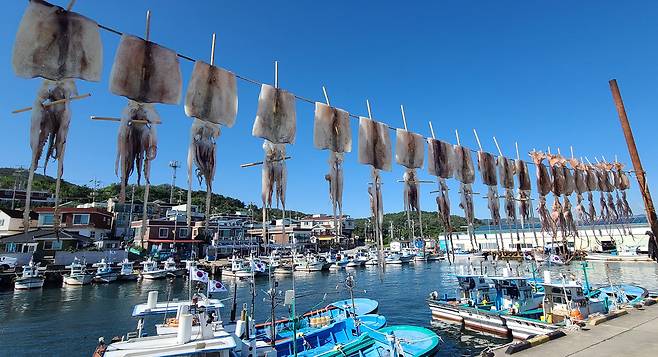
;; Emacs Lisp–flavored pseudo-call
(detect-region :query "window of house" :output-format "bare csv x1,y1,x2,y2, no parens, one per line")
73,214,90,225
41,213,54,226
0,219,5,226
179,228,188,238
159,228,168,238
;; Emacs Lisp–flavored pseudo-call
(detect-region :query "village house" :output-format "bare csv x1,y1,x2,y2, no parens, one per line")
34,207,118,249
0,208,37,237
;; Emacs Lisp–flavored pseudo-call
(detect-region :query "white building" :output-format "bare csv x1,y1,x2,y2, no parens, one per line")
0,208,37,237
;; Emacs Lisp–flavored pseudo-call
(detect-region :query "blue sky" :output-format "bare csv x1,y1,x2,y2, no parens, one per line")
2,0,658,219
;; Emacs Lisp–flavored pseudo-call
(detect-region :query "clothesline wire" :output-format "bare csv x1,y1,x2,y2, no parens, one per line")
94,21,626,175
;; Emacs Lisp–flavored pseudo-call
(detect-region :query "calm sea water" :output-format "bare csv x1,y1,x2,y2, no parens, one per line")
1,260,657,357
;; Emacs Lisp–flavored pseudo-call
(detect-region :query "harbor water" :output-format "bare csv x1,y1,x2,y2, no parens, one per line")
1,260,657,356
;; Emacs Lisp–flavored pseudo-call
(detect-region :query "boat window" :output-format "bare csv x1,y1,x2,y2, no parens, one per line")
553,296,564,304
179,228,189,238
159,228,169,238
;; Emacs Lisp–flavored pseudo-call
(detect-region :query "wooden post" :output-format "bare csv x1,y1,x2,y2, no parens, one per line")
608,79,658,246
322,86,330,106
366,100,372,119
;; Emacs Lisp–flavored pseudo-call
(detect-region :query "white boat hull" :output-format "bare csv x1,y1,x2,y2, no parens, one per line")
65,274,93,285
295,264,323,272
140,270,169,280
118,273,139,281
94,272,118,283
222,269,252,278
14,277,45,290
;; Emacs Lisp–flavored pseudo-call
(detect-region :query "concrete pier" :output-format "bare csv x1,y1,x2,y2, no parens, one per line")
493,303,658,356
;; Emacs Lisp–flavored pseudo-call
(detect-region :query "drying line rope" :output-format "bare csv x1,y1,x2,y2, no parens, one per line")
93,21,625,174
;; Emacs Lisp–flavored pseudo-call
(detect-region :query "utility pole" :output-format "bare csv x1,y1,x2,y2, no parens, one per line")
11,167,25,210
89,178,101,203
608,79,658,246
168,160,180,204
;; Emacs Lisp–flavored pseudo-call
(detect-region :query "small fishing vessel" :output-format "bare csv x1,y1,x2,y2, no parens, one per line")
95,302,236,357
14,260,44,290
400,248,415,263
163,257,185,277
64,258,93,285
355,250,371,265
345,256,362,268
296,325,440,357
295,254,324,272
93,258,118,283
222,256,254,278
586,245,652,262
590,284,649,306
275,315,387,356
140,258,168,280
452,250,486,261
117,259,138,281
385,252,403,264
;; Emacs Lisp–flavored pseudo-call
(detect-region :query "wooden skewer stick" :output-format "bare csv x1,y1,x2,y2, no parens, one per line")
570,145,575,160
515,142,520,160
210,33,216,65
240,156,291,168
90,116,161,125
274,61,279,89
455,129,461,146
322,86,330,106
396,180,434,184
493,136,503,157
145,10,151,42
557,147,562,156
473,128,483,151
400,105,408,131
66,0,76,11
12,93,91,114
366,100,372,119
547,146,552,155
429,121,436,139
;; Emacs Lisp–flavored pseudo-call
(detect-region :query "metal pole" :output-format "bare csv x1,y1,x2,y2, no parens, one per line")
608,80,658,245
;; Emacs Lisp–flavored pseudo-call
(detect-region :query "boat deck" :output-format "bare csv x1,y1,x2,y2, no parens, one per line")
492,302,658,356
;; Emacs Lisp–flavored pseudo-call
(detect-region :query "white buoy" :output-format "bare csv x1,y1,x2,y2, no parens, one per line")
234,319,245,339
147,291,158,309
177,313,193,344
543,271,552,285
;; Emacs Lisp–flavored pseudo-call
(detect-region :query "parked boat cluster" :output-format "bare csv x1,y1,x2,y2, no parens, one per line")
427,261,651,341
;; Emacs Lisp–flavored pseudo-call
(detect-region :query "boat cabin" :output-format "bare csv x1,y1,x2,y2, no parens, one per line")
542,281,607,323
490,276,543,315
455,274,492,305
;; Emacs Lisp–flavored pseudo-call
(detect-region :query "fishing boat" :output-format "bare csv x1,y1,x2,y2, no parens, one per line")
64,258,93,285
364,251,379,266
117,259,138,281
163,257,185,277
400,248,415,263
140,258,168,280
222,256,253,278
428,268,557,339
93,258,118,283
295,325,440,357
14,259,44,290
590,284,649,306
385,252,403,264
295,254,325,272
95,302,236,357
345,255,362,268
586,245,652,262
452,250,486,261
274,263,294,275
355,250,371,265
274,314,387,356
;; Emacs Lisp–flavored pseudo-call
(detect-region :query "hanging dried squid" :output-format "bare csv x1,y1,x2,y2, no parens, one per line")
13,0,102,232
